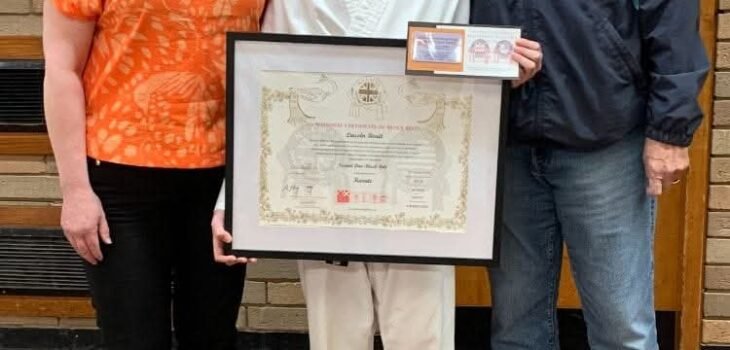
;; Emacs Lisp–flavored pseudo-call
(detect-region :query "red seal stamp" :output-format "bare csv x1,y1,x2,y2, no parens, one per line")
337,190,351,203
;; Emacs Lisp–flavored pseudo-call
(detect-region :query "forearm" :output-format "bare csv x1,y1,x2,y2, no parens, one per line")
42,0,96,194
44,69,91,194
640,0,709,146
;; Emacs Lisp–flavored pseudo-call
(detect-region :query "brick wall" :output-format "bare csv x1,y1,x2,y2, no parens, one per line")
0,260,308,333
0,156,59,206
0,4,310,333
705,3,730,346
0,0,42,36
239,260,307,332
0,316,97,330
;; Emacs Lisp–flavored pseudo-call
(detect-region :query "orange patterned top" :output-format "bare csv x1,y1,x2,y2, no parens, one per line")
54,0,266,168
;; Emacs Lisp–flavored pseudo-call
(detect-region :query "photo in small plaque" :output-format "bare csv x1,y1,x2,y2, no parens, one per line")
411,31,463,64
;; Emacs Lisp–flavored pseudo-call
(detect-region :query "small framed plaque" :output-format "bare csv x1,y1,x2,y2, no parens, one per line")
406,22,521,79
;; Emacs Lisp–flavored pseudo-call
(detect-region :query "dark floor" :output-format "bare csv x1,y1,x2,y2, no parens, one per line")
0,309,676,350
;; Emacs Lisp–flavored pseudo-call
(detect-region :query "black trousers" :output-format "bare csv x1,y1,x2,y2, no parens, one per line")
86,159,245,350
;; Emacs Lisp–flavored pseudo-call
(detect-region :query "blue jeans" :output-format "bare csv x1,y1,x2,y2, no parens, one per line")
489,131,658,350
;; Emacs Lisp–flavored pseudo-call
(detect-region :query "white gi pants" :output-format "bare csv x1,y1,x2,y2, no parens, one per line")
299,261,455,350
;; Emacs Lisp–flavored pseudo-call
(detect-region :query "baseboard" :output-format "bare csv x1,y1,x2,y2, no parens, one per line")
0,309,678,350
0,329,313,350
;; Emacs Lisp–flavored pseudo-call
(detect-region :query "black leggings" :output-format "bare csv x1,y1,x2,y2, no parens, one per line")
86,159,245,350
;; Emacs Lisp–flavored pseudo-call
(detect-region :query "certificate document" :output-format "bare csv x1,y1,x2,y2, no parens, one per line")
258,72,473,233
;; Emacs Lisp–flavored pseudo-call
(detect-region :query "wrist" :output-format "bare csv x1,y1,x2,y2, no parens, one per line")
644,137,688,151
60,181,93,197
645,125,693,148
56,156,93,196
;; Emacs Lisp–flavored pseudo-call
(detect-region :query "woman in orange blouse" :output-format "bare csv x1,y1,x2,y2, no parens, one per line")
43,0,265,348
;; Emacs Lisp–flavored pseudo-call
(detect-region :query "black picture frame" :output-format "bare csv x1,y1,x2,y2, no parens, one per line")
225,32,508,267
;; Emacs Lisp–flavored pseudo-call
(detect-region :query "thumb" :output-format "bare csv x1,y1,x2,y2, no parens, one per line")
211,210,231,242
221,230,233,244
646,177,663,197
214,226,233,244
99,214,112,245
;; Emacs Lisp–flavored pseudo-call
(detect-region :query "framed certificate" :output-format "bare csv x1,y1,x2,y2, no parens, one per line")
226,33,508,266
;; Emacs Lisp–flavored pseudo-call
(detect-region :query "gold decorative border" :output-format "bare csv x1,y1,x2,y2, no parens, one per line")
258,83,473,233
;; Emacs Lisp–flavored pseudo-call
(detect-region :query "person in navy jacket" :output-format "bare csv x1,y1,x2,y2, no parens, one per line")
471,0,708,348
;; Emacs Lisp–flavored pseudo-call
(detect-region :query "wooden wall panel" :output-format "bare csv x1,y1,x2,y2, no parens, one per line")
455,184,684,311
0,206,60,227
0,133,52,155
679,0,717,348
0,295,94,318
456,256,582,309
0,36,43,59
0,36,50,156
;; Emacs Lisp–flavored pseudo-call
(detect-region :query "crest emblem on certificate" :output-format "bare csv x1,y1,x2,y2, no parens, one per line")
468,39,491,64
350,77,386,119
287,74,338,126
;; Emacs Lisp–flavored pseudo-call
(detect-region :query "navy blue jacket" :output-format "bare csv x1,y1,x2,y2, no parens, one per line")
471,0,709,148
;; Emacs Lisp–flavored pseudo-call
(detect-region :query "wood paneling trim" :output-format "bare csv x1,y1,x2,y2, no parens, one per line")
0,37,49,156
0,206,60,227
0,133,53,155
0,36,43,59
0,36,51,155
679,0,717,348
0,37,49,155
456,250,679,310
0,295,93,318
455,257,584,309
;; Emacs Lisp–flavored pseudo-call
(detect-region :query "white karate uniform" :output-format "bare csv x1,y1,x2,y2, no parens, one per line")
263,0,468,39
217,1,468,349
